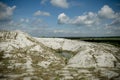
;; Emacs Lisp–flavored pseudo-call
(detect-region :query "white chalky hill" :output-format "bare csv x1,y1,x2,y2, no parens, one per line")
0,30,120,80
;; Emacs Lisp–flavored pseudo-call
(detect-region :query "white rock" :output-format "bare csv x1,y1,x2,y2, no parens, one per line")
3,53,12,58
95,53,116,67
64,76,74,80
101,70,119,79
62,40,81,52
29,45,43,52
23,77,31,80
35,38,64,50
37,61,52,68
0,30,120,80
68,50,97,68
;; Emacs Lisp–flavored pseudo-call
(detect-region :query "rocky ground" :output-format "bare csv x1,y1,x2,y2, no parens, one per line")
0,30,120,80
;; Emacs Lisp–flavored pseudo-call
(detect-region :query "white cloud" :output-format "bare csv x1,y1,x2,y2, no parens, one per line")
58,12,99,26
53,30,65,33
102,13,120,35
0,2,16,21
58,13,70,24
26,19,29,23
20,18,29,23
34,10,50,16
105,14,120,29
53,29,80,34
69,1,81,7
72,12,99,26
20,18,24,22
41,0,69,8
0,17,46,33
58,5,120,27
31,18,42,25
98,5,117,19
41,0,48,4
50,0,69,8
110,18,120,27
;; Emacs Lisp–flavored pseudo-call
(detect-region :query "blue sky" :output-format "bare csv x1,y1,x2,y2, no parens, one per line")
0,0,120,37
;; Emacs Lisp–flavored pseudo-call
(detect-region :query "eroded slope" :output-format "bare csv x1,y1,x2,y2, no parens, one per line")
0,31,120,80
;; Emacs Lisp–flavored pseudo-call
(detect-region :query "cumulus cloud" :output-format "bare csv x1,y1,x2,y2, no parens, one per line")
0,2,16,21
72,12,99,26
41,0,69,8
50,0,69,8
58,5,119,27
58,12,99,26
34,10,50,16
98,5,117,19
58,13,70,24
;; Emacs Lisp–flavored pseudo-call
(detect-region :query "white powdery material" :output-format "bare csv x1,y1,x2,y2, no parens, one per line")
101,70,119,79
3,53,12,58
17,53,23,57
14,63,22,67
23,56,34,73
25,60,32,69
68,45,117,68
37,61,52,68
0,31,34,52
30,45,43,52
0,42,13,52
68,50,96,68
35,38,92,52
95,52,116,67
23,77,31,80
62,40,81,52
48,53,60,60
0,31,120,80
15,33,33,47
35,38,64,50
